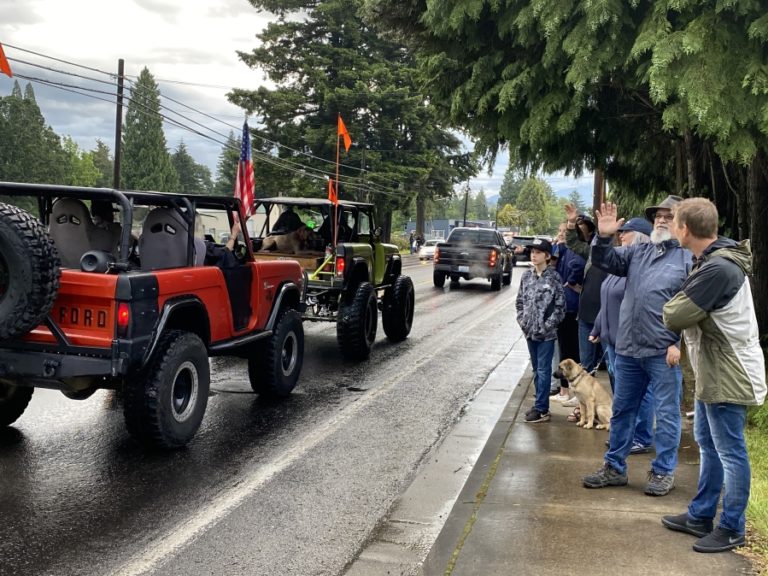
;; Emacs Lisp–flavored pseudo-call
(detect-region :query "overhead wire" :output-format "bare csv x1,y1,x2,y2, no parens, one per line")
2,43,431,198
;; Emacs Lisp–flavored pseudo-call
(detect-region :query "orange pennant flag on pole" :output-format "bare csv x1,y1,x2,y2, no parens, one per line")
337,114,352,152
0,43,13,78
328,179,338,205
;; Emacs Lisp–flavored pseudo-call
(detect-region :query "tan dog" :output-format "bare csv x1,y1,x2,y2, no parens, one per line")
260,225,321,254
557,358,613,430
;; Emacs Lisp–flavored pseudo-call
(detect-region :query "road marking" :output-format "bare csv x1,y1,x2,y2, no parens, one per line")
111,297,516,576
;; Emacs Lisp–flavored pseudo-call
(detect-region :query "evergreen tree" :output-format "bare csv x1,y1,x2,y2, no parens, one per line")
498,167,525,209
121,68,179,192
230,0,476,214
473,189,489,221
0,81,67,188
172,141,199,193
566,190,587,215
62,137,99,187
516,177,550,234
214,131,240,197
90,139,114,188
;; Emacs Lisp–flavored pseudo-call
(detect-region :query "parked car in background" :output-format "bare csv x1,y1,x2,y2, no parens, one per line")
507,235,536,266
418,238,441,260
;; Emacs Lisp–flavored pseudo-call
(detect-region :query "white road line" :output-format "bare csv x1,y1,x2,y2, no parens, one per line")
111,296,515,576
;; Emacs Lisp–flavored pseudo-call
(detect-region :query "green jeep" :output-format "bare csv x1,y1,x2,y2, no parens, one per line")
251,197,414,360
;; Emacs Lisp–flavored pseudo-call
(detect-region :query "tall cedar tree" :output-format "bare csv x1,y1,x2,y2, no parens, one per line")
229,0,476,227
121,68,179,192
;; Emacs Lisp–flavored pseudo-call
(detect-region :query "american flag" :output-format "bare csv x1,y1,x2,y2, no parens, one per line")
234,121,254,217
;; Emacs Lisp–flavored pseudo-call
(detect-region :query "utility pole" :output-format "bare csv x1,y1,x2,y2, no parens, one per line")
462,182,470,226
112,59,125,189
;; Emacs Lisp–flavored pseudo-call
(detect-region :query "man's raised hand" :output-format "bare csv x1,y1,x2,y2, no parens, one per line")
595,202,624,237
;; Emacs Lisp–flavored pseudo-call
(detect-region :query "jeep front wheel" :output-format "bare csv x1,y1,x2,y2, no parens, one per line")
0,203,60,340
382,275,414,342
123,330,210,449
0,381,34,427
337,282,377,360
249,308,304,397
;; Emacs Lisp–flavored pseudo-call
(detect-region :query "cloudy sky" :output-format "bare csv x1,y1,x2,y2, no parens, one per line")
0,0,593,202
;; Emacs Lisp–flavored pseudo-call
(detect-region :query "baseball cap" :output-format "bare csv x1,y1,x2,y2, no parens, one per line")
617,217,653,236
530,237,553,255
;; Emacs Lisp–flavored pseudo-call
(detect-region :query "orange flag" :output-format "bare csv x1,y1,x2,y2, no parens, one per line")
0,43,13,78
328,179,338,205
337,114,352,152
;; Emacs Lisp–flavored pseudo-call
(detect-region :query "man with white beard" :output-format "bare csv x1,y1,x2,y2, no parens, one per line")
582,195,692,497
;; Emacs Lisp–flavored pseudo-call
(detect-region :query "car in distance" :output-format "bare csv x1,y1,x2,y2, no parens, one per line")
433,227,512,290
418,239,441,261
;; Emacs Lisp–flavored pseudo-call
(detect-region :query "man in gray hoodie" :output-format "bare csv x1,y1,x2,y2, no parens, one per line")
661,198,765,553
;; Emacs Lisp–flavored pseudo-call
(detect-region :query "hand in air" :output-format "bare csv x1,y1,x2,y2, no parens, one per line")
594,202,624,237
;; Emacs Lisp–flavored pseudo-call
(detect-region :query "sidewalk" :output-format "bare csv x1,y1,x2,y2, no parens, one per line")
419,369,754,575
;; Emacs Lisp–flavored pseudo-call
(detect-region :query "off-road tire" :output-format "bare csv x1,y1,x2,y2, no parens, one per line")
0,203,61,340
491,273,502,291
123,330,210,449
249,308,304,397
0,381,34,427
337,282,377,360
382,275,414,342
433,270,446,288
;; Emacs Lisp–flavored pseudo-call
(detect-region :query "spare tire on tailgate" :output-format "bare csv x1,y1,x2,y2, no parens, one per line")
0,202,61,340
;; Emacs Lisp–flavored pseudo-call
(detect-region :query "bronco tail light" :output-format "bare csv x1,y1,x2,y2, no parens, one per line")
117,302,130,337
489,249,498,267
335,256,346,277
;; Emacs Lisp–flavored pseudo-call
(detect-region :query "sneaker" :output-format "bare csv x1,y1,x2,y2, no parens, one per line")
561,396,579,407
582,463,628,488
693,527,745,553
552,393,570,402
662,512,713,538
524,410,551,423
645,471,675,496
629,442,653,455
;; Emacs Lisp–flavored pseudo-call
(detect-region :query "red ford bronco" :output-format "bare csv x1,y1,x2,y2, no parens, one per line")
0,182,306,449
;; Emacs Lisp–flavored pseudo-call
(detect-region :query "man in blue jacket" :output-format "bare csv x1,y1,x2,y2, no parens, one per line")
582,195,691,497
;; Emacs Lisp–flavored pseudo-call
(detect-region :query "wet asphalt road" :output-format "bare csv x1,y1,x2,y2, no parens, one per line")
0,260,528,576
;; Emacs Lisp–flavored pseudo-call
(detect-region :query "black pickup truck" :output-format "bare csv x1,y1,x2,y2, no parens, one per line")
433,227,513,291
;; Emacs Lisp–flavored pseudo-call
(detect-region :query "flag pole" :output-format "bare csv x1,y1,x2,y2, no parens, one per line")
334,113,341,247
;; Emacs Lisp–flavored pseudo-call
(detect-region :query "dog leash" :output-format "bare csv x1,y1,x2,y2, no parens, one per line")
587,349,608,376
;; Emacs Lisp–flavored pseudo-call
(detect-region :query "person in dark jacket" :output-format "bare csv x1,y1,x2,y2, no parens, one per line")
582,195,691,497
589,217,654,454
516,238,566,424
551,222,585,400
661,198,765,553
564,206,608,374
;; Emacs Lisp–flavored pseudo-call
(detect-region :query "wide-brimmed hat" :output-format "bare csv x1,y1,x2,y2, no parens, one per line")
530,237,553,255
645,195,683,221
618,217,652,236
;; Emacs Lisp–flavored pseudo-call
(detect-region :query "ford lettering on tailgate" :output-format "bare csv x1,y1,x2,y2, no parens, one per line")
56,304,110,329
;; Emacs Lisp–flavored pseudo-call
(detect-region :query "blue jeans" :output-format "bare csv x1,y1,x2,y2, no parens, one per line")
604,344,654,447
688,400,750,535
578,319,601,372
605,353,682,475
526,338,555,414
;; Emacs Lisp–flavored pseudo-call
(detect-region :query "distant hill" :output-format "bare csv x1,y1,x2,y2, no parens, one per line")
487,178,592,208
